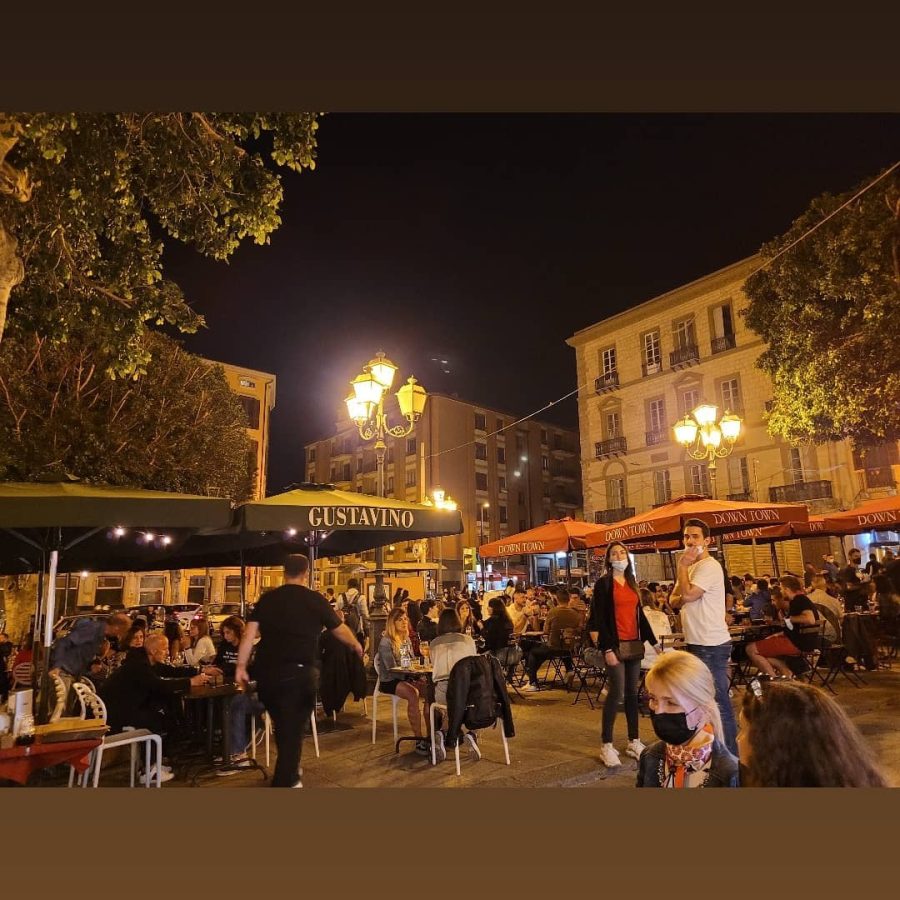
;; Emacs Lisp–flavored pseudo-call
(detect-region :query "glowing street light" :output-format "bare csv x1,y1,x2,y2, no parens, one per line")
673,403,744,499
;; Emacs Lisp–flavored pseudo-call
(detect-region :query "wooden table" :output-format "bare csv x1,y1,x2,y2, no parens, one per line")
0,738,102,786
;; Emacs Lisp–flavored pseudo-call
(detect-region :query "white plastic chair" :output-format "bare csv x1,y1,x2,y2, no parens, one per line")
251,709,320,766
68,684,163,788
429,701,510,776
11,662,32,689
49,672,68,722
371,656,401,744
79,676,97,693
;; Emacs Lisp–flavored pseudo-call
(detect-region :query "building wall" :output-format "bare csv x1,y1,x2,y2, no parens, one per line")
567,256,899,577
304,393,583,589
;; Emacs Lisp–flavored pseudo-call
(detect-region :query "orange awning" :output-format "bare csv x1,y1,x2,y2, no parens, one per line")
579,495,810,549
721,517,827,543
821,496,900,535
479,518,601,558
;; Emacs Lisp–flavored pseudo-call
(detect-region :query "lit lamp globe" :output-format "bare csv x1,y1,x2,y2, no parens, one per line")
720,412,743,443
674,415,698,447
693,403,719,427
432,487,446,506
445,497,458,511
367,352,398,390
345,393,370,425
701,424,723,448
396,376,427,421
351,369,384,406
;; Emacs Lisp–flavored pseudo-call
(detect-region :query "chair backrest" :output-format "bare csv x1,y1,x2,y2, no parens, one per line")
71,682,107,721
80,676,96,693
12,662,32,687
49,673,68,722
815,604,842,643
560,628,580,653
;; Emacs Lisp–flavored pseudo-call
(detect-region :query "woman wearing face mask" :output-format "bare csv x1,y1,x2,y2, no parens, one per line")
589,541,661,768
638,650,739,787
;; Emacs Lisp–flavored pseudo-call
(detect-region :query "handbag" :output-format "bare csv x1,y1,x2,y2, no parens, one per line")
617,639,645,661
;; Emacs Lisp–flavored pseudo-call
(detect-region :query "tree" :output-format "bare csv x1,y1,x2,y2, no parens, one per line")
743,167,900,448
0,330,253,499
0,113,319,373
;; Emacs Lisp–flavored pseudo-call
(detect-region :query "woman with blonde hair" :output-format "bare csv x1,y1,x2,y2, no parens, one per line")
376,607,429,755
637,650,739,788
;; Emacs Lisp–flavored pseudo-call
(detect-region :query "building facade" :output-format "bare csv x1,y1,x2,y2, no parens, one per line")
304,393,583,591
567,256,899,579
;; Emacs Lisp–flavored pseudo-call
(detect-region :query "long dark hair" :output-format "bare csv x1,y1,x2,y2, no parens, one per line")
741,680,888,787
488,597,510,619
603,541,639,593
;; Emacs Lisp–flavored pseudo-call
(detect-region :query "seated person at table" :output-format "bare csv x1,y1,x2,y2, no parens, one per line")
183,618,217,667
507,590,536,636
203,616,265,771
430,608,479,761
522,588,582,692
746,576,820,678
456,599,482,637
100,633,209,781
417,600,440,643
807,575,842,641
481,598,513,655
744,579,771,622
376,608,429,756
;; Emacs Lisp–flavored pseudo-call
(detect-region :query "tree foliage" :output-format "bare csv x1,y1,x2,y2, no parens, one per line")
743,167,900,447
0,330,253,499
0,113,319,374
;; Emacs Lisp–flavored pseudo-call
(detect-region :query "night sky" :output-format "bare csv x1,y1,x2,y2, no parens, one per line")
160,114,900,493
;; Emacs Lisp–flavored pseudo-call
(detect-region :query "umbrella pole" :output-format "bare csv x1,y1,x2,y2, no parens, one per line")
770,542,781,577
751,538,760,577
565,551,571,586
35,548,60,724
239,551,247,619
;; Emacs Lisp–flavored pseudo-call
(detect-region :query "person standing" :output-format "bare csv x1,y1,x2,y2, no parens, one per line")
667,519,738,755
235,554,363,788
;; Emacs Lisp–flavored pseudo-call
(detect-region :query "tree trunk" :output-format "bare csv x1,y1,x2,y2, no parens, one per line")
0,223,25,343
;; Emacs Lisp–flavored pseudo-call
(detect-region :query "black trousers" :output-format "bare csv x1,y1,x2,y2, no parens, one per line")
257,665,318,787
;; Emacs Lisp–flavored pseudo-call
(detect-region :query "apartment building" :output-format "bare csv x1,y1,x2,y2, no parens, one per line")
304,393,583,589
567,256,899,579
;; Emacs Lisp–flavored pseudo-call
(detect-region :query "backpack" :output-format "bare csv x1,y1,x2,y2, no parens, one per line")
339,592,363,636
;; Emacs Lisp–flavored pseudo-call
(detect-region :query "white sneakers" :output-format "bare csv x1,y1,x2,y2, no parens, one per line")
624,738,646,761
433,730,447,762
143,765,174,784
522,682,541,693
599,743,622,767
464,732,481,761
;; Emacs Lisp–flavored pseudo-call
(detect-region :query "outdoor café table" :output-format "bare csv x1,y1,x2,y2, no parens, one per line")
181,680,266,783
0,738,102,786
388,664,433,754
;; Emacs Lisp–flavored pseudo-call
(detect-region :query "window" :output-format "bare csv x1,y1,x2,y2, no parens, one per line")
499,505,508,524
681,388,700,417
308,447,316,462
307,467,315,482
386,475,394,494
405,469,417,487
239,377,256,389
541,455,550,471
498,476,507,492
55,575,80,611
474,412,486,431
648,398,666,433
324,571,336,587
224,575,242,603
653,469,671,506
497,446,506,464
689,464,711,496
139,575,166,605
475,472,489,492
187,575,209,604
406,437,416,456
540,429,548,445
643,330,662,373
356,456,363,473
789,448,804,484
721,378,741,411
238,395,261,429
517,433,526,453
605,411,621,439
475,442,487,461
730,457,751,494
607,477,626,510
519,519,527,532
601,346,617,375
712,302,734,338
496,418,504,431
543,484,551,497
386,446,394,463
342,462,351,481
673,317,696,350
95,576,124,607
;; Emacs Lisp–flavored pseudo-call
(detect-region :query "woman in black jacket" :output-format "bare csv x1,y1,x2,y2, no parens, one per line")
588,541,660,769
481,598,513,655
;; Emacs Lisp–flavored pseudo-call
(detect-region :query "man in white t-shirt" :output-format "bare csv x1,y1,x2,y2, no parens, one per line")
668,518,737,754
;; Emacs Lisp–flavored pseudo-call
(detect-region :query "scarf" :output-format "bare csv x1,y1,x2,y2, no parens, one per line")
663,724,716,788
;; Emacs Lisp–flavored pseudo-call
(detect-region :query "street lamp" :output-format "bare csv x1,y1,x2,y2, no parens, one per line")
673,402,743,498
423,487,458,598
478,501,490,592
345,351,428,621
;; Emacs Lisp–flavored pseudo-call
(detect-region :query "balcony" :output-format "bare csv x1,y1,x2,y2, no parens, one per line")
711,333,736,355
642,360,664,378
595,371,620,394
551,437,578,455
550,463,579,480
769,480,833,503
645,429,666,447
552,490,581,507
669,344,700,369
595,436,628,459
727,491,753,502
594,507,635,525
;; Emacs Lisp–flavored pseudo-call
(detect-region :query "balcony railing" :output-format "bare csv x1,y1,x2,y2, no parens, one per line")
595,436,628,458
711,333,736,355
669,344,700,368
642,360,663,377
595,371,620,393
594,507,636,525
552,491,581,507
551,463,579,480
552,437,578,454
769,480,833,503
727,491,753,502
645,429,666,446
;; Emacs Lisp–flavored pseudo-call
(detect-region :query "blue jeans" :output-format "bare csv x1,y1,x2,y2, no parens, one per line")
228,692,266,758
686,642,738,755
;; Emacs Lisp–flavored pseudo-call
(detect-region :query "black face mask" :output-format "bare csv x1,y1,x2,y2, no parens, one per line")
650,711,698,746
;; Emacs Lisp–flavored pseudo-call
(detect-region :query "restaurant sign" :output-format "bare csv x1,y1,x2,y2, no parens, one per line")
497,540,547,555
307,506,416,529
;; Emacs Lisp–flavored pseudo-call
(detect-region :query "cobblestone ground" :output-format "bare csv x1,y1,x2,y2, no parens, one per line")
34,665,900,789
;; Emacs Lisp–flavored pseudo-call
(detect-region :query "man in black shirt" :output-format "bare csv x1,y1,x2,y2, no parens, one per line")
235,554,363,788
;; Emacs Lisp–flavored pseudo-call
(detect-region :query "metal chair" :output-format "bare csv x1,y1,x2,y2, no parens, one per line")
11,662,32,689
813,605,866,693
429,701,510,776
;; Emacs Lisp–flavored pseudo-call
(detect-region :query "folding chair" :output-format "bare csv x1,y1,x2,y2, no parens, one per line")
570,646,607,708
813,606,866,693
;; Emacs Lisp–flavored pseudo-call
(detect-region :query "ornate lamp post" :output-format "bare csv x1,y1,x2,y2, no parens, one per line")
423,487,457,597
673,402,743,499
345,351,427,651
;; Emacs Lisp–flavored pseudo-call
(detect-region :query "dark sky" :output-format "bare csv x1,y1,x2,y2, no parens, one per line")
161,114,900,493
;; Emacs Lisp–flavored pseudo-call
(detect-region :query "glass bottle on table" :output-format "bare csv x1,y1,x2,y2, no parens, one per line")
420,641,430,668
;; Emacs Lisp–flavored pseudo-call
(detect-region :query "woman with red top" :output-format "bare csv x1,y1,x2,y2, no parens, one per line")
588,541,660,769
